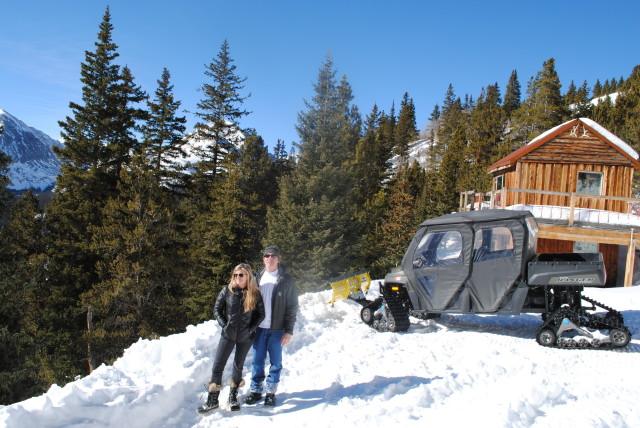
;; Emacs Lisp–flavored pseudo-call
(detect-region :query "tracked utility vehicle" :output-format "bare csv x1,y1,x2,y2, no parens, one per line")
359,209,631,349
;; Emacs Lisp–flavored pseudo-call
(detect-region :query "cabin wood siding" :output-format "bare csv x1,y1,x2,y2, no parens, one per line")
503,162,634,213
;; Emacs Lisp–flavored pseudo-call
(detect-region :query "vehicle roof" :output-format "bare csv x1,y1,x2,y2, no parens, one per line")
419,209,533,227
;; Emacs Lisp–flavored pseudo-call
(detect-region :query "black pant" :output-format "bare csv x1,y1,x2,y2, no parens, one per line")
210,336,252,385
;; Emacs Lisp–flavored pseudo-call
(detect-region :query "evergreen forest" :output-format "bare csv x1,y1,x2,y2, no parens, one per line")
2,8,640,404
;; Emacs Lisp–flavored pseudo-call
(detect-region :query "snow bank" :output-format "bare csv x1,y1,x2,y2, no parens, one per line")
2,285,640,428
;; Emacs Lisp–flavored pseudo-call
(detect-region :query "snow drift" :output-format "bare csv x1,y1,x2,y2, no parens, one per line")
2,284,640,428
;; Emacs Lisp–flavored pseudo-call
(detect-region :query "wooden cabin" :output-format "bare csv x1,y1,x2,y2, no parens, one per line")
482,118,640,286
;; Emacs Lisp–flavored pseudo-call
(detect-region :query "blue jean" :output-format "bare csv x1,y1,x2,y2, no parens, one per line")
250,328,283,394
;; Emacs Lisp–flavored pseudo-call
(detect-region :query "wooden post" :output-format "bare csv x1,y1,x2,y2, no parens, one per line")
490,190,495,209
459,192,464,211
501,187,506,208
624,229,635,287
568,193,576,226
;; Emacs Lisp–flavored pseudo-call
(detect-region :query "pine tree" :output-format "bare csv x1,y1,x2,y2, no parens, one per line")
273,139,293,179
512,58,567,141
86,154,187,365
593,79,603,97
566,80,592,118
44,7,148,379
0,150,10,219
142,67,188,192
394,92,418,162
0,192,47,404
185,134,278,320
267,57,361,290
192,40,249,190
433,86,467,215
616,65,640,155
463,83,505,193
372,166,419,275
503,70,521,117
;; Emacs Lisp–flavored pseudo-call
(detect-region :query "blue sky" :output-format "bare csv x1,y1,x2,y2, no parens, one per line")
1,0,639,150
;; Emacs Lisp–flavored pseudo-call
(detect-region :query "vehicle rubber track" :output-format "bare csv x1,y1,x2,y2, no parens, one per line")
536,294,631,350
380,285,410,332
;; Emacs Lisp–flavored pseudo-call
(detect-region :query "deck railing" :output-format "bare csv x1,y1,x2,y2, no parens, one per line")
459,188,640,227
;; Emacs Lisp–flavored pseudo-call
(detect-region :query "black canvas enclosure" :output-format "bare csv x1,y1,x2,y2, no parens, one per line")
402,210,534,313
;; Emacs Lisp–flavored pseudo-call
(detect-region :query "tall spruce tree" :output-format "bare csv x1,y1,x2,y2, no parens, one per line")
372,165,420,275
463,83,505,193
44,7,147,379
86,153,187,366
616,65,640,152
142,67,188,192
394,92,418,162
185,134,278,320
503,70,521,117
0,149,10,219
0,192,47,404
266,57,361,290
192,40,248,191
350,104,396,269
433,86,467,215
512,58,567,141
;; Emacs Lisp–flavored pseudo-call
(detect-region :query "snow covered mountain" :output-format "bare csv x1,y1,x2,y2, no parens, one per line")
1,284,639,428
0,109,61,191
390,137,436,171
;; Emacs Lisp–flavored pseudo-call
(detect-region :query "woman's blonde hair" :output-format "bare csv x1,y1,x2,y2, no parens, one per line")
228,263,259,312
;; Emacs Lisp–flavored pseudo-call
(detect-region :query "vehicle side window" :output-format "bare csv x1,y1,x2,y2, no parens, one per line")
414,230,463,267
473,226,514,262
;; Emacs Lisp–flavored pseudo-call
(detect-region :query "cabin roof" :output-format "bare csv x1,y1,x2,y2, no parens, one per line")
488,118,640,174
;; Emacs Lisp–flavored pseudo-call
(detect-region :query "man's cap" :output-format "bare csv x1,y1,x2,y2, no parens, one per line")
263,245,281,257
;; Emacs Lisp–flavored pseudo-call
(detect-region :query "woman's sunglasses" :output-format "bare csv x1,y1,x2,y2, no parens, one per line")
233,273,245,278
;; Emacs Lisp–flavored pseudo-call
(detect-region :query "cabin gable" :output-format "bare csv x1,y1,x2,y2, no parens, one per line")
522,124,632,166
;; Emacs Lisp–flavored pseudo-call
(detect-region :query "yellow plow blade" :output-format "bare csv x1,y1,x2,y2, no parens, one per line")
328,271,371,304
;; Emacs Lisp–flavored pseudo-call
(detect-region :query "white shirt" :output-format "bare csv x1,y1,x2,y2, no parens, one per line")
259,269,279,329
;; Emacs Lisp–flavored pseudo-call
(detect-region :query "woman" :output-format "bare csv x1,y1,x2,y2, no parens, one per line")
198,263,265,414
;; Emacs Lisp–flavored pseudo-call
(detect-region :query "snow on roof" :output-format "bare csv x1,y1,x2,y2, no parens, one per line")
525,120,569,147
526,118,638,161
579,117,638,160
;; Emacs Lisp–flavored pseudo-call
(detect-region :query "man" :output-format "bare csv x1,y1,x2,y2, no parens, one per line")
244,245,298,407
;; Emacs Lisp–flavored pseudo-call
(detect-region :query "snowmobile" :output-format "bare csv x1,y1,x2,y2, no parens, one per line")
353,209,631,349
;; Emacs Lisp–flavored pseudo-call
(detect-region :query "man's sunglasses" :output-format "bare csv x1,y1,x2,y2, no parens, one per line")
233,273,245,278
263,254,278,259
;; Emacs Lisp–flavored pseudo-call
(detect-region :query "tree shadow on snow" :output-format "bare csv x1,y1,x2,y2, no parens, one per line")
244,375,437,415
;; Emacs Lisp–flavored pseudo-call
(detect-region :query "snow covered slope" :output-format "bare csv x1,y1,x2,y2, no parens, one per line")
0,109,61,191
1,284,640,428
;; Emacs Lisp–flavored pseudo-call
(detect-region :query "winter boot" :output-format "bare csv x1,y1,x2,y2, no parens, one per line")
228,380,244,411
228,387,240,411
244,391,263,405
197,383,221,414
264,393,276,407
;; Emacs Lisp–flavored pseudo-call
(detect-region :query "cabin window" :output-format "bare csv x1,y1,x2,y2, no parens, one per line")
574,241,598,253
576,171,603,196
495,175,504,191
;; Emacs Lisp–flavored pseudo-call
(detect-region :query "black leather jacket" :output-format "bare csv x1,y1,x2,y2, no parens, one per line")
258,265,299,335
214,286,265,343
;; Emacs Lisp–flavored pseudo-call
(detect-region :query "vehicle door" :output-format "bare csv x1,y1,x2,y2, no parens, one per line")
468,220,524,312
407,224,473,311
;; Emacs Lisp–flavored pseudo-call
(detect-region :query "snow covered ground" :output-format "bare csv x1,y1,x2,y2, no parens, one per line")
2,283,640,428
